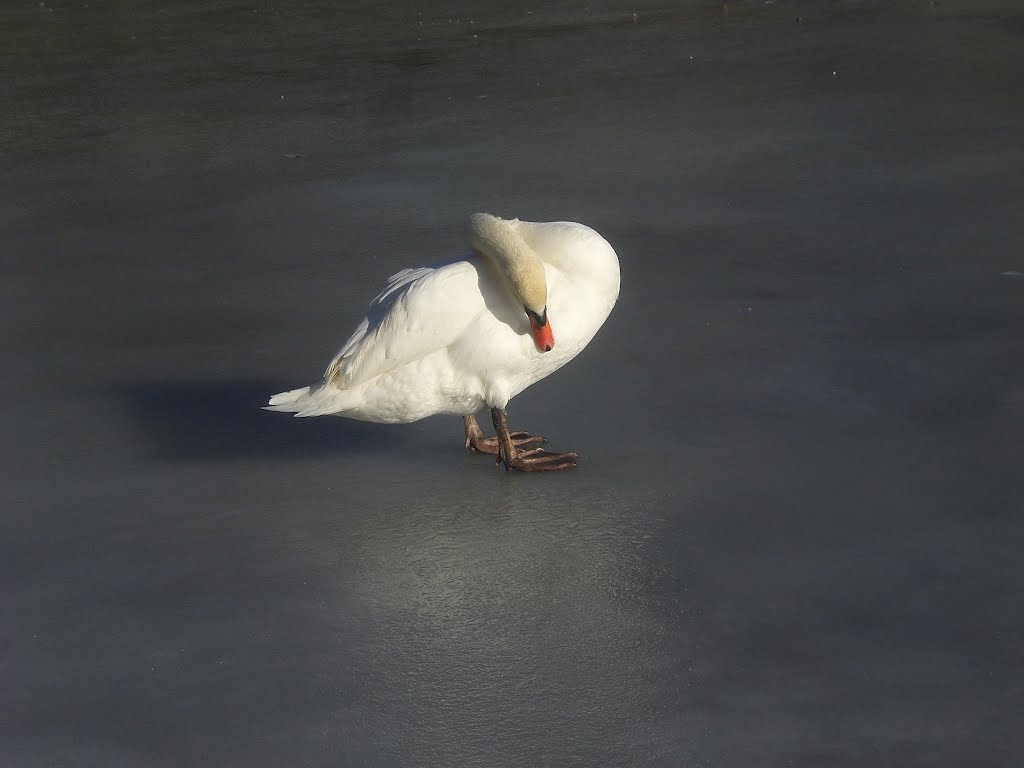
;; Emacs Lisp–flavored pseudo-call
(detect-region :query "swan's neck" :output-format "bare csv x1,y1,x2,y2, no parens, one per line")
466,213,548,313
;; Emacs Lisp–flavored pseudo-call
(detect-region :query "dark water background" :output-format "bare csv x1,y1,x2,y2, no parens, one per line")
3,1,1023,765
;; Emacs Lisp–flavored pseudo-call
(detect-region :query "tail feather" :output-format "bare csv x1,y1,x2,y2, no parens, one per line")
263,385,312,413
264,383,353,417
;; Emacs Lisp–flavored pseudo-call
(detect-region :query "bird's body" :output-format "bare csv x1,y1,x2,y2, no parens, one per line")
267,214,620,471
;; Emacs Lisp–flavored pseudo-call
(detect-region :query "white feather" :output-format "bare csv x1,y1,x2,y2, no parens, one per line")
267,217,620,424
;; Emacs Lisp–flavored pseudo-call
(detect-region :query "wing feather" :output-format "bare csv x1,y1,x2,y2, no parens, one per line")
323,259,482,388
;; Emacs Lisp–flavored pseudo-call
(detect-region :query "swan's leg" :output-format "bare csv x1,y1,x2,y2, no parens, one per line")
463,414,545,455
490,407,579,472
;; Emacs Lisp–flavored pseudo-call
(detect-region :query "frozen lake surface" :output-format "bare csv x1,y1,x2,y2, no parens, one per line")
3,2,1023,765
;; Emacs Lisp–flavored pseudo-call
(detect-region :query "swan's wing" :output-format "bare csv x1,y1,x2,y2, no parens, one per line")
323,259,482,388
327,266,429,362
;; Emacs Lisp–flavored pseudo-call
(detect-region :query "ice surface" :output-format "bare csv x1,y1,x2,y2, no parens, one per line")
3,2,1022,765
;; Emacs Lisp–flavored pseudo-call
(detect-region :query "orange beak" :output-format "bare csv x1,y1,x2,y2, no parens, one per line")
529,314,554,353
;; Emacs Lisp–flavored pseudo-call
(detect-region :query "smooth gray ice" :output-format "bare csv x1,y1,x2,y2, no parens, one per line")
3,2,1023,766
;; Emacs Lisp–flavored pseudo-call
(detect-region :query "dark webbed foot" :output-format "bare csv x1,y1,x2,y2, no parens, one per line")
499,445,580,472
463,414,546,455
489,408,579,472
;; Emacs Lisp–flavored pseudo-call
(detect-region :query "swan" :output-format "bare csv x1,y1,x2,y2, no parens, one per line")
266,212,620,471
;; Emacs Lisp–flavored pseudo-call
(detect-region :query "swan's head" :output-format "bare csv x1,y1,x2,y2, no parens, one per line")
467,212,555,353
517,270,553,353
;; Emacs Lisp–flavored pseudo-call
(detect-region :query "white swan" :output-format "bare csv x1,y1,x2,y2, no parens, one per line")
266,213,620,471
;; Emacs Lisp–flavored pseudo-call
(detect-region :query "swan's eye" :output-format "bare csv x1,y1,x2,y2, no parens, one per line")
524,306,548,327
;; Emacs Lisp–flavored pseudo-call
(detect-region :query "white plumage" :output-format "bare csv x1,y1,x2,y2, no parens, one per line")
267,214,620,464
